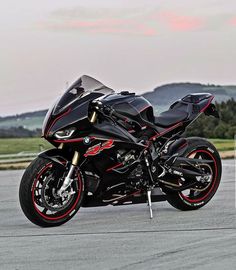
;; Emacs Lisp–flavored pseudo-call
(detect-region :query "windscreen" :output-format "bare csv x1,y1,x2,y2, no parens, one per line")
53,75,114,115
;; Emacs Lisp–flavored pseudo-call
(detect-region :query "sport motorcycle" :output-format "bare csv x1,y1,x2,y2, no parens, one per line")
19,75,222,227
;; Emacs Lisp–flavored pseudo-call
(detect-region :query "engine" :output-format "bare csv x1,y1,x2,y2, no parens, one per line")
116,149,136,165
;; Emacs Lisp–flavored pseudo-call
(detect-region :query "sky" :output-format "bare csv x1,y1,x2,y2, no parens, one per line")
0,0,236,115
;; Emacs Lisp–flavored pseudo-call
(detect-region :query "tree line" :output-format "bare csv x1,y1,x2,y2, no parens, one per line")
0,127,41,138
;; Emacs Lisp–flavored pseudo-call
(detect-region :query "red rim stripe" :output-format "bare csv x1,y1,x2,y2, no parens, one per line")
180,149,218,203
32,163,82,221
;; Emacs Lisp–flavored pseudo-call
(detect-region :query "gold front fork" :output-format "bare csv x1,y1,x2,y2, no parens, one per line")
90,111,97,123
72,151,80,166
58,143,64,149
57,151,80,196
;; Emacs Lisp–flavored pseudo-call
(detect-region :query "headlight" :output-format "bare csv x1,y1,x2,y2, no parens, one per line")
54,127,76,139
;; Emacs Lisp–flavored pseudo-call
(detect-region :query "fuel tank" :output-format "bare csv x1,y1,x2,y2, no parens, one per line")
102,91,154,125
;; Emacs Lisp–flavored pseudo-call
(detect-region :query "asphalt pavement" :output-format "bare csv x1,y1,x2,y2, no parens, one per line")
0,159,235,270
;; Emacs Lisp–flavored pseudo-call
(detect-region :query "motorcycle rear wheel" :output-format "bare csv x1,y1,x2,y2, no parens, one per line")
19,157,84,227
165,137,222,211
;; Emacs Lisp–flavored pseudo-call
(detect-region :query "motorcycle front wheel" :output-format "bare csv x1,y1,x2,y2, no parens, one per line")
19,157,84,227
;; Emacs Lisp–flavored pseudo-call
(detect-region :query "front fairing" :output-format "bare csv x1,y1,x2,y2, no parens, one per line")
42,75,114,138
53,75,114,115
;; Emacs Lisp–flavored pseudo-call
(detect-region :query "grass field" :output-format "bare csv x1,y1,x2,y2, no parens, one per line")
0,138,51,155
0,137,234,155
209,139,235,151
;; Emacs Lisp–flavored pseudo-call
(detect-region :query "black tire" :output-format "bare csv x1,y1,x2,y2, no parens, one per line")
165,137,222,211
19,157,84,227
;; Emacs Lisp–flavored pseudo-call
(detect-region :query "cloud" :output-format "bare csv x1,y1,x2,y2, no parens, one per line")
40,6,206,36
51,6,149,21
158,11,203,31
46,18,157,36
41,7,157,37
41,19,157,36
229,17,236,26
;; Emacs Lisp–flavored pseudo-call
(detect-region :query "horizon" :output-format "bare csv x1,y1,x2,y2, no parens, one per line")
1,80,235,117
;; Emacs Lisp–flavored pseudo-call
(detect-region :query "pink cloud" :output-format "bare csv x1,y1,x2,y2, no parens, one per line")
67,18,130,29
42,18,157,37
89,25,156,36
229,17,236,26
138,24,157,36
159,12,203,31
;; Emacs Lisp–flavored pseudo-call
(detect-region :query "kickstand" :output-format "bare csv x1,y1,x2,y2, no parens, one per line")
147,189,153,219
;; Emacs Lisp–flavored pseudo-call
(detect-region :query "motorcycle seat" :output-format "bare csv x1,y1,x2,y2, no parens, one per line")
154,109,188,128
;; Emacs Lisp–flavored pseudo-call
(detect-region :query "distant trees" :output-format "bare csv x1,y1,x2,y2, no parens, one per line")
0,126,41,138
186,99,236,139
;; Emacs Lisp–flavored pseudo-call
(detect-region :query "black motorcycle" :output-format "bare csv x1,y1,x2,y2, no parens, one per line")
19,75,222,227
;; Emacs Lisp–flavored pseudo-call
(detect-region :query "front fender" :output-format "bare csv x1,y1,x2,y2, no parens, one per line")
38,148,73,167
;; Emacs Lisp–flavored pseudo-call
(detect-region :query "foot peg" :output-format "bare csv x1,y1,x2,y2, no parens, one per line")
147,189,153,219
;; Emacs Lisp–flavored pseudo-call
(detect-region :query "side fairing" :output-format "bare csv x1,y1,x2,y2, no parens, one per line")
43,92,102,137
92,122,137,143
42,75,115,138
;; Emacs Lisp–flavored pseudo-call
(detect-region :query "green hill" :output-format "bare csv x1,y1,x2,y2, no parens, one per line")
0,110,47,131
0,83,235,132
143,83,236,113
